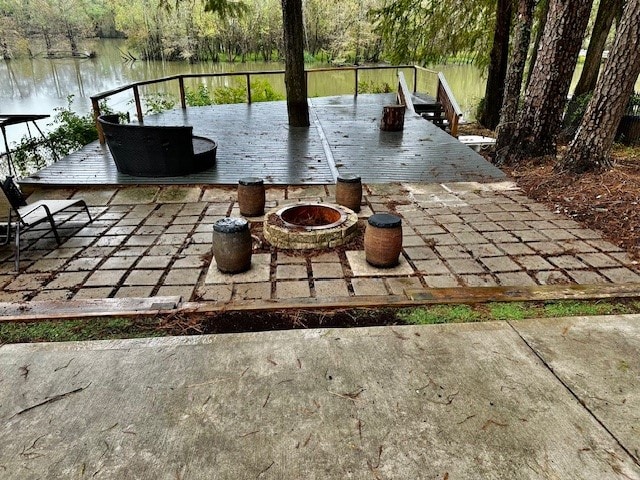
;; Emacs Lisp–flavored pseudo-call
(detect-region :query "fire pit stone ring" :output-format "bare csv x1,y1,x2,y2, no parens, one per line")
263,203,359,250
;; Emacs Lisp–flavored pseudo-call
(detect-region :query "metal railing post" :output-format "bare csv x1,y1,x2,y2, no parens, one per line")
246,73,252,103
179,77,186,109
413,67,418,94
355,68,359,97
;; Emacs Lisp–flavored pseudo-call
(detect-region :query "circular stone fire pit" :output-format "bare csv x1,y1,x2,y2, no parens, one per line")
264,203,358,250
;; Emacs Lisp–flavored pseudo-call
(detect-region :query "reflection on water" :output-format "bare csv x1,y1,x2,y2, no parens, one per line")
2,38,637,147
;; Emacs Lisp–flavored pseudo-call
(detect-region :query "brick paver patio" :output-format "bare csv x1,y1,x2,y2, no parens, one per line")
1,182,638,305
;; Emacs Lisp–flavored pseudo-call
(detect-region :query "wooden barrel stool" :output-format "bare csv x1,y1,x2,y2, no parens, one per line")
212,217,252,273
364,213,403,268
238,177,265,217
335,174,362,212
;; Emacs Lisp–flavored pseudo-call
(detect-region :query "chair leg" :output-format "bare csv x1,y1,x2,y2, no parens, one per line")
82,201,92,223
1,209,12,246
14,221,20,272
47,215,61,244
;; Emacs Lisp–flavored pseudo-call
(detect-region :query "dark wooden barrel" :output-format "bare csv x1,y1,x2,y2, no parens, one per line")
364,213,403,268
336,174,362,212
212,218,252,273
238,177,266,217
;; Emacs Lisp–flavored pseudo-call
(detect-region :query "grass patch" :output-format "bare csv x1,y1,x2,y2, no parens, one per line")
398,305,481,325
399,299,640,326
487,302,540,321
0,317,160,344
542,300,635,317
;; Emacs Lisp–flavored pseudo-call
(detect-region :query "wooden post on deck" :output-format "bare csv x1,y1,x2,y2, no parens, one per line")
380,105,405,131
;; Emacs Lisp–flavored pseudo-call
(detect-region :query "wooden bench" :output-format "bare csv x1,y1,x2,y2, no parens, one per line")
98,115,217,177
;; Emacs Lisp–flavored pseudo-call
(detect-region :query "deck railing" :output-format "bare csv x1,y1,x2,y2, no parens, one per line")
90,65,460,143
398,68,463,137
435,71,463,138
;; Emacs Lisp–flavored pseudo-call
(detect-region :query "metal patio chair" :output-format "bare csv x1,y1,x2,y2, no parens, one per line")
1,176,92,271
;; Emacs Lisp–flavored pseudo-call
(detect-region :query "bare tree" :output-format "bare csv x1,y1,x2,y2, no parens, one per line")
559,0,640,173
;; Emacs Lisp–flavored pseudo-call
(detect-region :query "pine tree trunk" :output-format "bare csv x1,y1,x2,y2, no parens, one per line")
478,0,512,130
495,0,536,164
281,0,310,127
506,0,593,162
573,0,622,98
525,0,549,89
560,0,640,173
564,0,623,126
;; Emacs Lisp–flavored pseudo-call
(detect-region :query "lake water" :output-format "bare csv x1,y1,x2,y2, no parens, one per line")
1,38,637,146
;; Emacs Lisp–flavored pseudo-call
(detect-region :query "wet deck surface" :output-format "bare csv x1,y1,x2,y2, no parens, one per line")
21,94,505,187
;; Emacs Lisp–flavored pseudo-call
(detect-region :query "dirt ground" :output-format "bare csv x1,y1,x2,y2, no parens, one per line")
459,124,640,260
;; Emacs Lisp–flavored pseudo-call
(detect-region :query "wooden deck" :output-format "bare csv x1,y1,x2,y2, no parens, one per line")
21,94,505,186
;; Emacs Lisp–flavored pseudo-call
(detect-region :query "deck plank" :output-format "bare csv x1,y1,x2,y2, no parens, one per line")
22,94,505,187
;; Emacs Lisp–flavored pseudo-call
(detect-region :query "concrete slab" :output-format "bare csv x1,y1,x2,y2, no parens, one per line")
1,322,639,479
204,253,271,285
512,314,640,465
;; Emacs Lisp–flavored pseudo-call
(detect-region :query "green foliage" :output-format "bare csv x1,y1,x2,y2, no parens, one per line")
3,0,384,63
11,95,99,176
248,79,284,102
159,0,250,17
11,137,49,177
141,80,282,110
211,79,284,104
201,0,248,17
357,80,392,94
475,97,486,122
625,92,640,116
185,84,214,106
141,92,177,114
370,0,495,68
213,83,249,104
565,92,593,127
398,305,480,325
304,51,318,63
48,97,100,155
